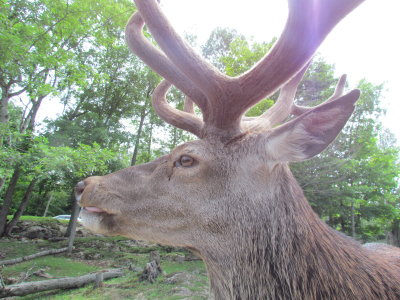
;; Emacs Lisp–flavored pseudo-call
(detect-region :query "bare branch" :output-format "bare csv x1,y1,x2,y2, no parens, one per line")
9,88,26,98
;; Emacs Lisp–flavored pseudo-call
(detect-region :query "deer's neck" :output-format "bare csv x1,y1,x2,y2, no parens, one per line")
198,164,400,300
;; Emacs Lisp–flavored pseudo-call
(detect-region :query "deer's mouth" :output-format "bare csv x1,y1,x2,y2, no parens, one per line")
79,206,121,235
83,206,107,214
80,204,121,216
80,206,119,221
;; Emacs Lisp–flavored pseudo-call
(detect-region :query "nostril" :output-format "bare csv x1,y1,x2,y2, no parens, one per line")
75,181,86,198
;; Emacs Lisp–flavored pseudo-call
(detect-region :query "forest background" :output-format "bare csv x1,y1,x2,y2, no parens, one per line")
0,0,399,245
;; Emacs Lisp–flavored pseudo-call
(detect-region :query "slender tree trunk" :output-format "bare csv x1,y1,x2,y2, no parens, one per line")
67,202,80,255
0,178,5,192
67,205,81,254
131,108,146,166
0,88,10,130
1,82,25,144
43,193,53,217
172,127,178,149
351,201,356,238
391,219,400,247
4,178,37,236
65,192,79,237
27,96,45,131
0,88,10,189
338,200,346,233
0,165,21,237
147,121,153,157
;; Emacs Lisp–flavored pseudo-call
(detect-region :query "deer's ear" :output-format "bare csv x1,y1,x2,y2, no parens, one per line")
262,90,360,162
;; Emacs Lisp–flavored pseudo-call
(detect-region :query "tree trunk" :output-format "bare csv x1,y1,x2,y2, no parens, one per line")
95,272,104,288
65,192,79,238
139,251,162,283
43,193,53,217
0,178,5,193
67,202,80,255
0,165,21,237
351,201,356,238
172,127,178,149
4,178,37,236
0,88,10,130
0,82,25,145
0,247,68,266
0,269,124,298
390,219,400,247
131,108,146,166
147,121,153,158
0,87,10,188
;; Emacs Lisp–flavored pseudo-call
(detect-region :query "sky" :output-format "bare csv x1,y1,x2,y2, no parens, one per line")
159,0,400,144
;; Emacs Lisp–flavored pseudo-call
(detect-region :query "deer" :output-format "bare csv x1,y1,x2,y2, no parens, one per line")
75,0,400,299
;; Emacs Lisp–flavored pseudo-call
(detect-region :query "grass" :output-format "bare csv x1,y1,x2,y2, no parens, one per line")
9,256,209,300
14,215,68,225
0,217,210,299
0,239,64,259
2,256,99,280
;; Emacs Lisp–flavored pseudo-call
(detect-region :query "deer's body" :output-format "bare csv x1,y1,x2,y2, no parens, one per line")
195,159,400,299
76,0,400,298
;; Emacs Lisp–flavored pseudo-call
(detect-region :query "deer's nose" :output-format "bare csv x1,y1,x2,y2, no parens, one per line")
75,176,103,202
75,181,86,202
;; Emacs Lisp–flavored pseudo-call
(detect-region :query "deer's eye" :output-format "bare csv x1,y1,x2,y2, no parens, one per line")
175,155,195,168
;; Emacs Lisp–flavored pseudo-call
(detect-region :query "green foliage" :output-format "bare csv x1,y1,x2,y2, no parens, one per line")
245,99,274,117
220,37,274,77
292,76,399,242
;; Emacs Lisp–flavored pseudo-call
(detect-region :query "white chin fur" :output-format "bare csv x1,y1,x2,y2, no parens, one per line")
79,209,105,234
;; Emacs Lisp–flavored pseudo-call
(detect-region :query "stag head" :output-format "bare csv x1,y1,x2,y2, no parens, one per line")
76,0,365,284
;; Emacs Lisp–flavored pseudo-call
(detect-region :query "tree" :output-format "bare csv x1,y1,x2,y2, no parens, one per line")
0,0,134,236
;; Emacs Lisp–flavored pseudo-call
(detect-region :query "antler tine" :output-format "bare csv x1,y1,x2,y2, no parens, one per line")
134,0,228,100
243,63,310,131
234,0,365,121
328,74,347,102
125,11,208,112
291,74,348,116
152,80,204,138
183,96,195,114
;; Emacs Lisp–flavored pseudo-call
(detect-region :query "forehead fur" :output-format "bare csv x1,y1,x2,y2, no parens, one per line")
170,140,213,158
171,134,260,161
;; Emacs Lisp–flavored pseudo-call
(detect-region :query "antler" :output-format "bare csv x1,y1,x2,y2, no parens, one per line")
125,11,208,113
152,80,204,137
291,74,348,116
243,69,351,132
128,0,364,138
242,63,310,131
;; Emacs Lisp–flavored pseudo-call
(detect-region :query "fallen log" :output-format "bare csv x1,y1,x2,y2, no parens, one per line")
0,247,69,266
0,269,124,298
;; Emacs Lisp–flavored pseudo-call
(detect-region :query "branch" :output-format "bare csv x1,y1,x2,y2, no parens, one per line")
0,269,124,298
0,248,69,266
